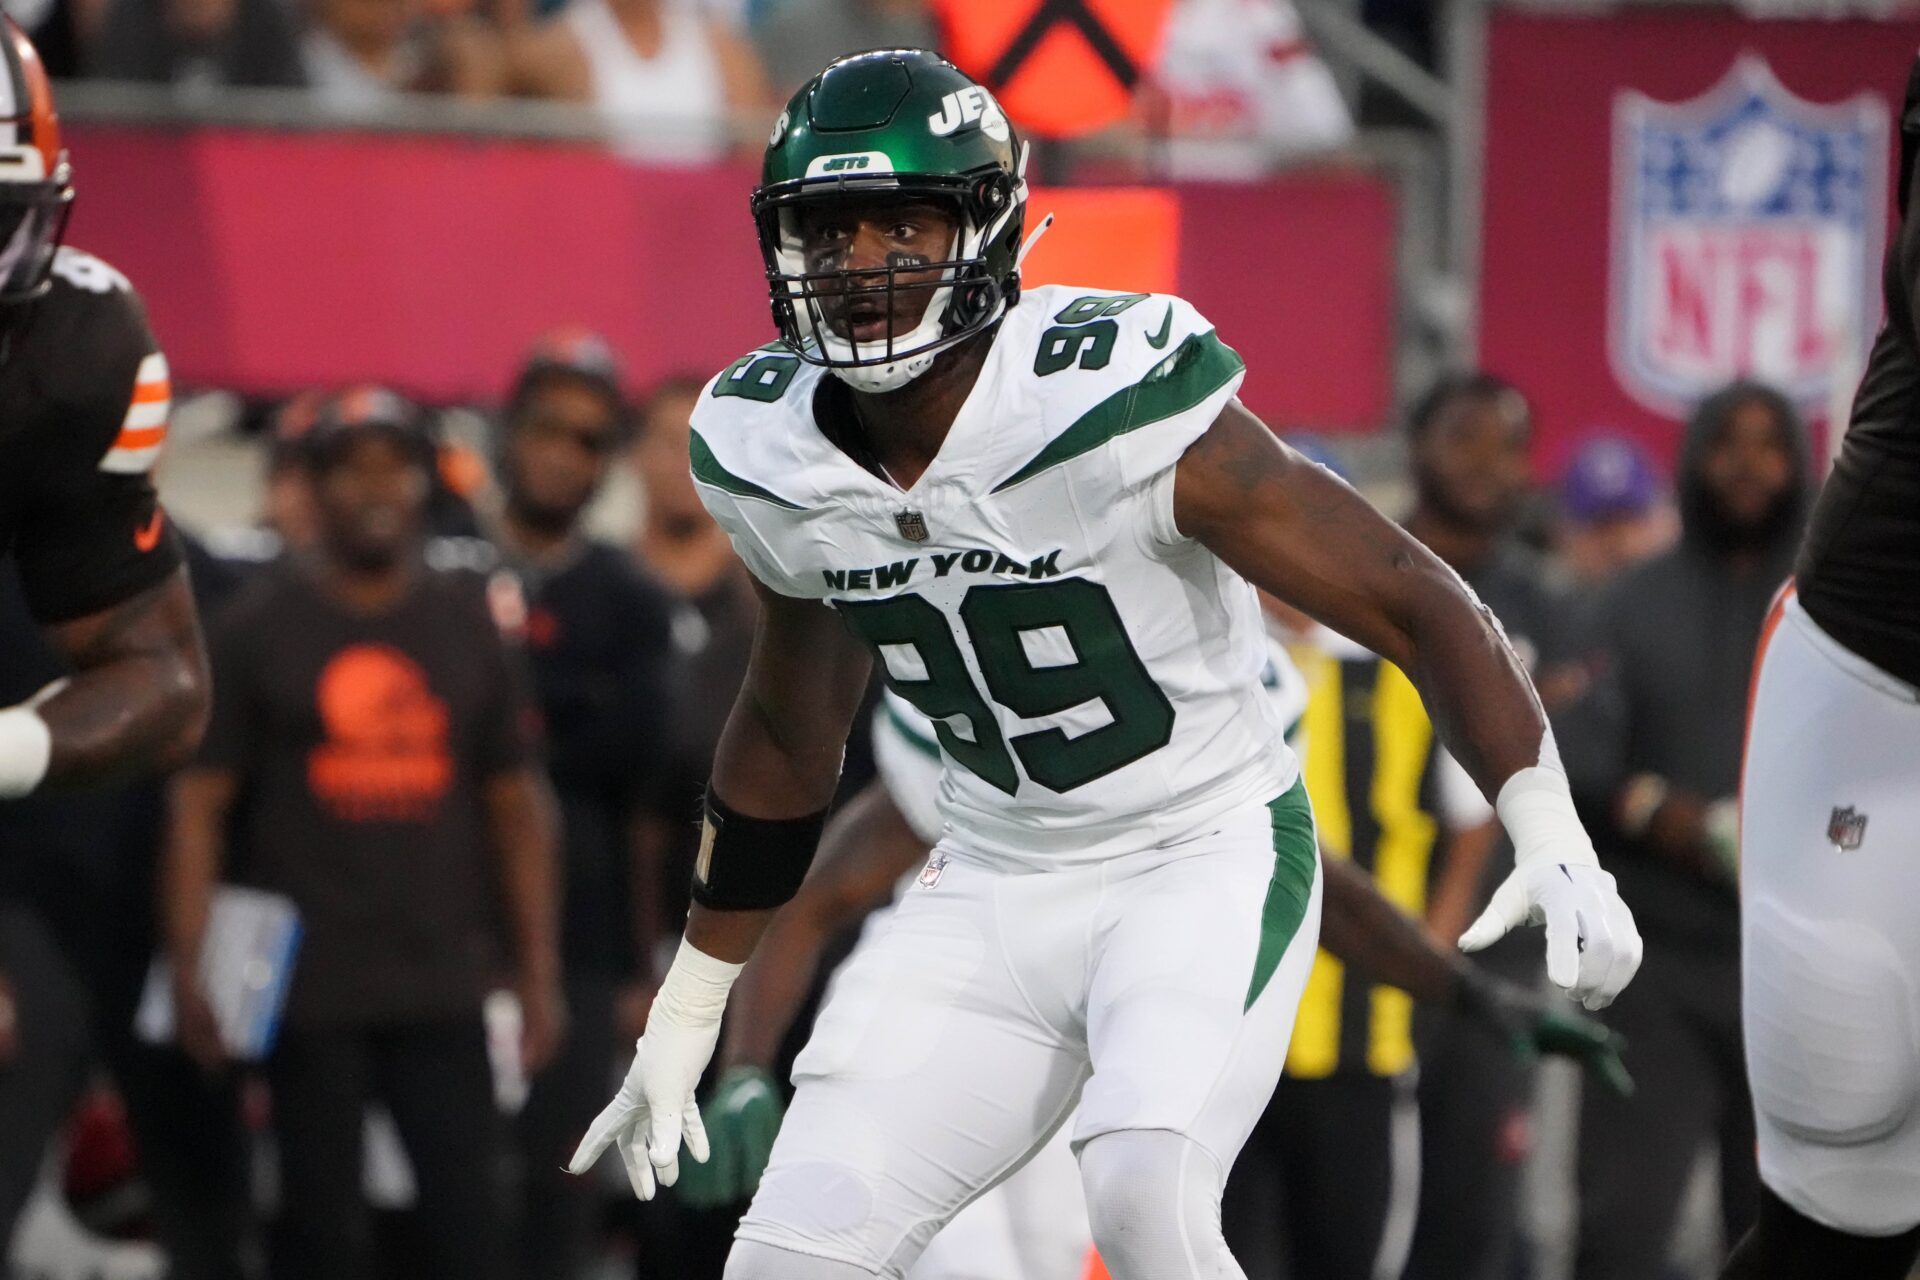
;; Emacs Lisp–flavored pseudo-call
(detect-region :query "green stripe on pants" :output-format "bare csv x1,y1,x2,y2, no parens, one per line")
1246,780,1319,1011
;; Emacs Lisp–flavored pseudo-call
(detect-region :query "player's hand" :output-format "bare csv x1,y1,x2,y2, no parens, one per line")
677,1065,784,1209
568,1014,718,1199
1457,969,1634,1097
1460,857,1641,1011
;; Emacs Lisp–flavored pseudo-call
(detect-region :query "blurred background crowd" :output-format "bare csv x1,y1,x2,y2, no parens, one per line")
9,0,1362,169
0,0,1912,1277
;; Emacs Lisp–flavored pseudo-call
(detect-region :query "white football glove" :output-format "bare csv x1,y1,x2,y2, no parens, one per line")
1460,764,1643,1010
567,941,742,1199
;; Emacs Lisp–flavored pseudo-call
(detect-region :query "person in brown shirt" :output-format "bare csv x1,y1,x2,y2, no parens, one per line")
163,388,563,1280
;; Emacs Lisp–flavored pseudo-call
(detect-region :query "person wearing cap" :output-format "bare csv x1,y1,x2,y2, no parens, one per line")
161,387,564,1280
489,332,682,1280
1556,436,1677,591
1556,382,1813,1278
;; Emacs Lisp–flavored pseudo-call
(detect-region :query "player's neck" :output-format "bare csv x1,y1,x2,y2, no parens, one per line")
847,332,993,492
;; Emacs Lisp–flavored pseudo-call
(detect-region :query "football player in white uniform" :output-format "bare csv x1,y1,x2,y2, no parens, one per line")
571,49,1641,1280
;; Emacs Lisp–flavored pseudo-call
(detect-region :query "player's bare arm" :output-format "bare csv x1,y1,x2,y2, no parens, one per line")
570,577,870,1199
1175,401,1642,1008
691,579,874,961
10,569,210,794
1175,402,1543,790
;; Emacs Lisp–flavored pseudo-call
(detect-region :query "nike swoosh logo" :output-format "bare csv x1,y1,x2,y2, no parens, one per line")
134,508,166,553
1145,304,1174,350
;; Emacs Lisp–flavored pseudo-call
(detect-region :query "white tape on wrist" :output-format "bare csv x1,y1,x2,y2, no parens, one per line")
1495,763,1599,869
0,704,53,800
646,939,744,1034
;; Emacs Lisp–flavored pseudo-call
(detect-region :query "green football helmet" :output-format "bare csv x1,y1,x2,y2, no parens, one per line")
753,49,1029,393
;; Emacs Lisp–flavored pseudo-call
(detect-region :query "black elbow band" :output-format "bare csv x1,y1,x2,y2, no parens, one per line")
690,789,828,911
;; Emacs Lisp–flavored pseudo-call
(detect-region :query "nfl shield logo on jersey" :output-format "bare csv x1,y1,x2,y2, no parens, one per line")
895,509,930,542
1828,805,1868,853
1610,56,1887,417
918,853,949,888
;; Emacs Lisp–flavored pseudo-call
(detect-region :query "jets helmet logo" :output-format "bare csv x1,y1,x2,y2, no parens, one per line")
928,87,1010,143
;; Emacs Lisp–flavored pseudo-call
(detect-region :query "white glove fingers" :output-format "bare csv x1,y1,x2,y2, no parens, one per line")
683,1100,711,1165
1540,892,1584,994
1592,903,1643,1009
1458,876,1529,953
1570,904,1617,1007
648,1106,685,1186
618,1130,656,1201
567,1100,630,1175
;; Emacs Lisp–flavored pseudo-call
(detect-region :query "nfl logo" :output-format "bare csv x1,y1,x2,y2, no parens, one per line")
1611,57,1887,417
1828,805,1868,853
895,509,930,542
918,853,949,888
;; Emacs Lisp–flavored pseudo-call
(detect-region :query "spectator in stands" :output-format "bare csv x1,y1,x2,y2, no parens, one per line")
1397,372,1567,1280
301,0,506,104
92,0,307,89
504,0,767,163
488,332,681,1280
162,388,563,1280
1560,381,1810,1280
750,0,934,99
1142,0,1354,179
1556,435,1676,590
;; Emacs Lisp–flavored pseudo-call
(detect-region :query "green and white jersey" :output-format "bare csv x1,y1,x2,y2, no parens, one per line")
690,283,1299,868
875,631,1312,849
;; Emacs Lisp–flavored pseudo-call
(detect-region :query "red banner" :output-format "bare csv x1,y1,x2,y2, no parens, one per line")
62,125,1393,428
1478,11,1919,474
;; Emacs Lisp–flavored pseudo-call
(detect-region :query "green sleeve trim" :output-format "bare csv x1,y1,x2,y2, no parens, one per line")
1247,780,1319,1011
689,429,803,510
992,328,1246,494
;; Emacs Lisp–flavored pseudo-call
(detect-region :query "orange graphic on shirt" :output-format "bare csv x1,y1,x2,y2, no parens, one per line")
306,645,452,822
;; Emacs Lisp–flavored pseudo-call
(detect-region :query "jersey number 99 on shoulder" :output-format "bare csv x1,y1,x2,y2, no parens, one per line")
838,578,1174,795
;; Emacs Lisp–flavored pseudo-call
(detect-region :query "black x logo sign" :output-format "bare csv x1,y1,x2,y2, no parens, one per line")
984,0,1141,92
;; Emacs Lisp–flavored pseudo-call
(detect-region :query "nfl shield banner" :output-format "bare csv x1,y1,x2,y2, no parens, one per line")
1610,56,1887,417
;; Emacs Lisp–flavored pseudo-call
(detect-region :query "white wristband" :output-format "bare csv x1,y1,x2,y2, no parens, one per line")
1496,764,1599,869
646,938,744,1035
0,704,52,800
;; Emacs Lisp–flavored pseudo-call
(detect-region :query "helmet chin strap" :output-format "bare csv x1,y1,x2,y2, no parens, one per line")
822,276,955,393
829,350,939,394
